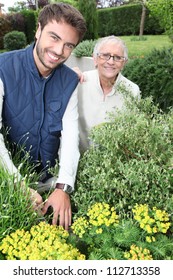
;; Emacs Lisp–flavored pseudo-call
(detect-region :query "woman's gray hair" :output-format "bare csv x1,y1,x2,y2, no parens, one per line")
93,35,128,60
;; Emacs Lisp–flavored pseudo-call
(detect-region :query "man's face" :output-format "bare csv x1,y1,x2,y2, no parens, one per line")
34,20,79,77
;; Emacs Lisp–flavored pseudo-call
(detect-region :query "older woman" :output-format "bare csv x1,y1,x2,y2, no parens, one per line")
77,35,140,152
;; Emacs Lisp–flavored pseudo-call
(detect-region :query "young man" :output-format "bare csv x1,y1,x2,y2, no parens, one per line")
0,3,86,230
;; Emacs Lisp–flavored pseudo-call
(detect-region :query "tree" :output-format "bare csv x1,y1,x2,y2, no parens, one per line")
139,0,147,36
146,0,173,38
8,1,28,12
127,0,148,36
49,0,79,9
27,0,49,10
96,0,148,36
96,0,124,8
8,0,49,12
78,0,98,40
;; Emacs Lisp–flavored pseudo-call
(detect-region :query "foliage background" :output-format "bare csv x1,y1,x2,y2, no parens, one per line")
122,48,173,111
0,3,164,49
71,97,173,224
0,0,173,261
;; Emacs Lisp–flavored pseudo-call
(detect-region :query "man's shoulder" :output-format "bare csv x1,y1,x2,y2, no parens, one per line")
53,64,79,89
0,48,26,67
59,64,79,79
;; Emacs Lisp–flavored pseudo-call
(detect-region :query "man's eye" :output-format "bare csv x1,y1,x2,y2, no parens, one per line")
64,43,75,50
51,35,58,41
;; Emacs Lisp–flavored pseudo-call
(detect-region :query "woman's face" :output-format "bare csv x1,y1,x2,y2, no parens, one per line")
93,41,126,82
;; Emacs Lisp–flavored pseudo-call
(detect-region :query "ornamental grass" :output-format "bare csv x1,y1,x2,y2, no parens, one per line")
0,168,41,243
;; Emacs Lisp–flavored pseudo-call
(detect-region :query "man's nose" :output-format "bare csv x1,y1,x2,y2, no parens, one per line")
54,42,64,55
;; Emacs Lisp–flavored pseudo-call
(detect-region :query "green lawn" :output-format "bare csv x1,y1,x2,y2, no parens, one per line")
119,35,173,59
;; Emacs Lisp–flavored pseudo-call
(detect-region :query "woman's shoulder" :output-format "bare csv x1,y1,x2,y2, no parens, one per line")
119,73,141,96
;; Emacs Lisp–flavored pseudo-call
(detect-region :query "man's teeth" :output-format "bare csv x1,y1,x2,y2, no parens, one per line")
48,52,59,61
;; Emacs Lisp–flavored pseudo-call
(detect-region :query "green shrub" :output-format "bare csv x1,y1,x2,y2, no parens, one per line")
78,0,98,40
3,30,27,51
73,39,96,57
72,97,173,220
97,4,163,37
123,48,173,112
21,9,37,44
6,13,26,33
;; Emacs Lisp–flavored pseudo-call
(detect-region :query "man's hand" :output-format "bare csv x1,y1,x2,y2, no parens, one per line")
29,188,43,212
41,189,72,230
72,67,86,83
20,180,43,212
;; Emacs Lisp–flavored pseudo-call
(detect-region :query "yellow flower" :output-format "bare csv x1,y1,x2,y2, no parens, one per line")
87,202,119,228
125,244,153,260
96,228,103,234
71,216,89,238
132,204,171,238
0,222,85,260
145,224,152,234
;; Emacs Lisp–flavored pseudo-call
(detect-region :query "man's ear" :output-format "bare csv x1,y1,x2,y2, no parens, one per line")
35,22,41,40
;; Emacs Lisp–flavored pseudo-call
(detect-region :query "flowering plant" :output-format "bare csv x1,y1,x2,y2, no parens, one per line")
132,204,171,243
71,202,172,260
0,203,172,260
0,221,85,260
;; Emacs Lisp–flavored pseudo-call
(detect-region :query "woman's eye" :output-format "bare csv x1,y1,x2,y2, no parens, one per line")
103,54,110,59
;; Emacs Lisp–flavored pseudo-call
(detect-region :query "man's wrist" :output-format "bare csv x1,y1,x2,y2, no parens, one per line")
55,183,73,194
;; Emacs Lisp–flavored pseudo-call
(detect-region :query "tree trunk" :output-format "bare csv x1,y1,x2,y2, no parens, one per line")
35,0,38,10
139,5,147,36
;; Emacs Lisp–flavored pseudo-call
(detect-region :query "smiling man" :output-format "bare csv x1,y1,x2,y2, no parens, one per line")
0,3,86,230
78,36,141,152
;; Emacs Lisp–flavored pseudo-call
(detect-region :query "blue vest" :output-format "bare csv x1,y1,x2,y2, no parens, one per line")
0,44,78,170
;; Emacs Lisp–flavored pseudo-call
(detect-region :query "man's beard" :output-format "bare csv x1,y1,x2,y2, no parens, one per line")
36,42,67,72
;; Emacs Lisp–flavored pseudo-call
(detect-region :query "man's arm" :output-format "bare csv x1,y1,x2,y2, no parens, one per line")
57,87,80,188
0,79,21,179
42,87,80,229
0,79,43,207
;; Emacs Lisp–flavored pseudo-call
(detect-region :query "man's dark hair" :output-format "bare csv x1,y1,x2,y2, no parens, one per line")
38,3,87,43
